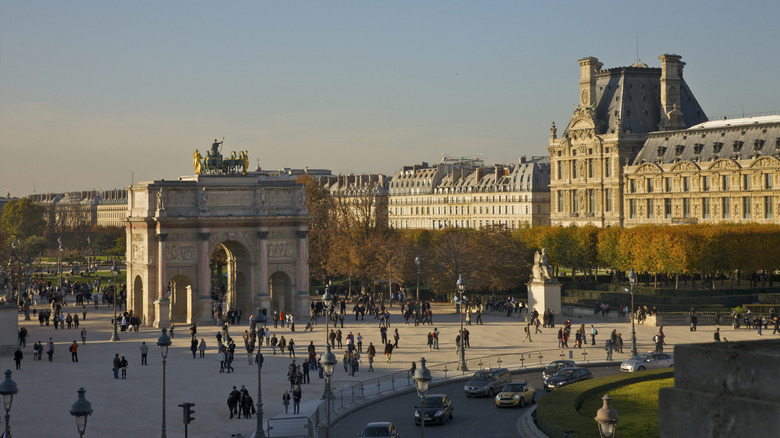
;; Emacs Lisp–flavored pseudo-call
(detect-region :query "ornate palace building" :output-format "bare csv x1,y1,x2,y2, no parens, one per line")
388,155,550,230
624,115,780,225
316,173,390,227
549,54,708,226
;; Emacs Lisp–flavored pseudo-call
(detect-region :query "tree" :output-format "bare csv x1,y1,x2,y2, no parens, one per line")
0,198,46,242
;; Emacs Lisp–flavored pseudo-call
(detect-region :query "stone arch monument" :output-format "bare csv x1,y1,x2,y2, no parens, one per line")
126,169,309,328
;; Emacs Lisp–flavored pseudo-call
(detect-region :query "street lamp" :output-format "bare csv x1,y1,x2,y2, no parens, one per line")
251,309,266,438
319,344,337,438
157,328,172,438
413,357,432,438
594,394,619,438
69,387,93,438
627,268,638,357
415,255,421,303
0,369,18,438
58,236,64,290
110,262,121,342
456,275,468,372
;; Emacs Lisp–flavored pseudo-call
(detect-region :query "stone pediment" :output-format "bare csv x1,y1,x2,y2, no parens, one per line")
748,156,780,168
670,161,700,173
634,163,663,174
707,159,741,171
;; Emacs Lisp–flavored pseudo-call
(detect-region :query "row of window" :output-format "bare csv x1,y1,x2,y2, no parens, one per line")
391,204,542,216
556,157,613,180
629,173,774,194
627,196,775,220
556,189,613,213
389,194,536,205
390,219,533,230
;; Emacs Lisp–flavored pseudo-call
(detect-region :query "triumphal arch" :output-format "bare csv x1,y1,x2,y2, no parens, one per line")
126,143,310,327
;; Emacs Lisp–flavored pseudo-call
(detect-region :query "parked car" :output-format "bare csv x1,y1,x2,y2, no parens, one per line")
414,394,454,425
463,368,512,397
359,422,400,437
543,367,593,391
542,360,577,379
620,352,674,372
495,381,537,408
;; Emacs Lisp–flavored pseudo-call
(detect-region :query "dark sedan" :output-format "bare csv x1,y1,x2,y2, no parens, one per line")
414,394,454,425
542,360,577,379
543,367,593,392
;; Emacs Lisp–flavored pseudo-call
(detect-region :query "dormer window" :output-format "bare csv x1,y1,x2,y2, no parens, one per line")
733,141,743,152
657,146,667,157
713,142,723,154
693,143,703,155
675,145,685,156
753,139,765,151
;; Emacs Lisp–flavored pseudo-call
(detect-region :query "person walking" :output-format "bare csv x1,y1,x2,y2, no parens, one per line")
292,385,302,414
433,328,440,349
113,354,121,379
69,340,79,362
46,338,55,362
356,333,363,353
714,328,721,343
14,348,23,370
140,341,149,365
121,355,128,379
288,338,296,358
522,323,532,342
199,338,207,358
282,390,291,414
590,325,598,345
367,342,376,372
191,338,198,358
384,341,393,363
605,338,613,361
218,348,226,373
393,328,400,348
226,349,235,373
80,328,87,344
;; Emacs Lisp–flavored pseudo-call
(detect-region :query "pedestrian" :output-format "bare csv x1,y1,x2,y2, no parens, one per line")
384,341,393,362
433,328,440,349
393,328,400,348
113,354,121,379
427,332,433,351
714,328,721,343
292,385,302,414
282,391,291,414
605,339,613,361
140,341,149,365
228,386,240,419
218,348,226,373
191,338,198,359
14,348,23,370
590,325,598,345
226,349,235,373
199,338,207,358
522,323,532,342
534,316,542,334
357,333,363,353
121,355,128,379
367,342,376,372
33,342,40,361
288,338,296,358
80,328,87,344
18,327,28,347
46,338,55,362
69,340,79,362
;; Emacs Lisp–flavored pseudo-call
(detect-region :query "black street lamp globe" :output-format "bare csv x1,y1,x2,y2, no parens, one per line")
0,369,19,438
594,394,619,438
69,387,93,438
157,328,172,438
413,357,432,438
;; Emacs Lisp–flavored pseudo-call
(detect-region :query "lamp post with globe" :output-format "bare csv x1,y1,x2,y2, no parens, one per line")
319,345,337,438
69,387,93,438
251,309,266,438
456,275,468,372
413,357,432,438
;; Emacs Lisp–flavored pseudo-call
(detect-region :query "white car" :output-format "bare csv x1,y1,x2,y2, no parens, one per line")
620,352,674,372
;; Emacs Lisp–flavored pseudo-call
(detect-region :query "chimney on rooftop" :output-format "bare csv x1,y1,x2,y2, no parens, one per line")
578,57,603,109
659,54,686,130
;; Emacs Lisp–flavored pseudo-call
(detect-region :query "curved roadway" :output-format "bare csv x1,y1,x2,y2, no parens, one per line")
332,365,619,437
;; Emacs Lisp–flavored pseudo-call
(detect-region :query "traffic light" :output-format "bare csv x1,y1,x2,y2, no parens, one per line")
179,402,195,424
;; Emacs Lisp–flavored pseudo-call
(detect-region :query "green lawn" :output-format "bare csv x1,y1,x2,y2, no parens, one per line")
578,377,673,437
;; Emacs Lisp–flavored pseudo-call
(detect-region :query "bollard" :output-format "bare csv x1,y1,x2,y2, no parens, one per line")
519,353,525,369
538,352,544,365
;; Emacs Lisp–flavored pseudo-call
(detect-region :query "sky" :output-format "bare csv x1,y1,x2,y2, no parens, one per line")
1,0,779,197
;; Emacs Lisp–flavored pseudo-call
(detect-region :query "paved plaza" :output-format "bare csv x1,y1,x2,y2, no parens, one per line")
1,300,772,437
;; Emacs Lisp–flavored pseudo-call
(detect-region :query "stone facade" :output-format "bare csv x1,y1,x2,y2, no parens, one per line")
549,54,707,227
388,155,550,230
125,175,309,327
624,116,780,225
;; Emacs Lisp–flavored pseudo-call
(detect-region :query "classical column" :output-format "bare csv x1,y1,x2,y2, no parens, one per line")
197,232,212,323
295,229,310,319
256,230,270,311
154,233,170,328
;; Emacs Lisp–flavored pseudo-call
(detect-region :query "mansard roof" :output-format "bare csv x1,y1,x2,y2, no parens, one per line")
633,115,780,165
570,65,707,136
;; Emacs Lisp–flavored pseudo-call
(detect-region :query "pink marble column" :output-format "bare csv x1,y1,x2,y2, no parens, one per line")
199,232,210,297
296,229,309,294
156,233,167,298
257,230,269,295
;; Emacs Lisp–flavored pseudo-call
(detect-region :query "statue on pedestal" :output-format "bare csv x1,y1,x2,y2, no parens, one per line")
532,248,553,282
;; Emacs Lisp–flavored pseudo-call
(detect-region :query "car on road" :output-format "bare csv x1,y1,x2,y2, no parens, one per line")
494,381,537,408
620,352,674,372
359,421,400,437
414,394,454,425
542,360,577,379
463,368,512,397
543,367,593,391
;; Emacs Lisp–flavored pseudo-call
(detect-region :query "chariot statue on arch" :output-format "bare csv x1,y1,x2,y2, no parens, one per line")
193,137,249,175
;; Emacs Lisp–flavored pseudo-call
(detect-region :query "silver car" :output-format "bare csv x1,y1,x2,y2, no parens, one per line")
620,352,674,372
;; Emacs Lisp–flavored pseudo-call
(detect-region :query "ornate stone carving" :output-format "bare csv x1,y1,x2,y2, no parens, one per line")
167,233,197,242
532,248,553,282
268,241,295,258
165,244,196,261
266,189,290,206
132,243,145,262
132,233,144,242
208,191,252,207
257,231,269,240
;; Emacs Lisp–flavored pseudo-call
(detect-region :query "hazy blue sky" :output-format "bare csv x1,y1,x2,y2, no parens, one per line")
2,0,778,197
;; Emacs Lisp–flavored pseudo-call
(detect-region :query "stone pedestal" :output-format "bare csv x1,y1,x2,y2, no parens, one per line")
527,280,562,319
154,297,171,328
0,304,18,356
659,339,780,437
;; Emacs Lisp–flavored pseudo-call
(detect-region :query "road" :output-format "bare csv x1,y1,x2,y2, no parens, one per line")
331,364,620,437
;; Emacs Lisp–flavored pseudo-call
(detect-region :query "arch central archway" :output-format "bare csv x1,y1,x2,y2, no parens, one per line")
211,240,252,315
269,271,292,314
